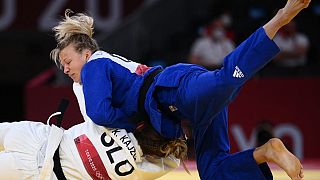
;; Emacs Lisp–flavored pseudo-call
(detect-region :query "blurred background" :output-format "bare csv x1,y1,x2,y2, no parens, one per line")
1,0,320,174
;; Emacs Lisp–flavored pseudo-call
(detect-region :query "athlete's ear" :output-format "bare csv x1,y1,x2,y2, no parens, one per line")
84,49,92,61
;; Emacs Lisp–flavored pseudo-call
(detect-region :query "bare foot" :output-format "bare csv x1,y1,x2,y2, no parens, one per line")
263,0,311,40
281,0,311,25
265,138,304,180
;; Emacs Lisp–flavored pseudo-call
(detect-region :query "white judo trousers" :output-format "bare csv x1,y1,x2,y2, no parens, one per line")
0,121,63,180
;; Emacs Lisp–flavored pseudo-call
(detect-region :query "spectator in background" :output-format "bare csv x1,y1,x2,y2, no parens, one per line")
272,21,310,68
219,11,235,41
189,18,235,70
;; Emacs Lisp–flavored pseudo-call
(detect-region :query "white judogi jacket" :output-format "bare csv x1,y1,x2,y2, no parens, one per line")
51,83,180,180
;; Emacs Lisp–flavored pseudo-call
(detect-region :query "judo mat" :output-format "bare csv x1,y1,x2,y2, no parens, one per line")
158,160,320,180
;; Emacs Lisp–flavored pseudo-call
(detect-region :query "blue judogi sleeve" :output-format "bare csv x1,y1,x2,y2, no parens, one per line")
175,27,280,129
81,58,137,131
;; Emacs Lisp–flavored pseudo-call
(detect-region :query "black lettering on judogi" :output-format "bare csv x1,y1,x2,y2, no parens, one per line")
115,160,134,176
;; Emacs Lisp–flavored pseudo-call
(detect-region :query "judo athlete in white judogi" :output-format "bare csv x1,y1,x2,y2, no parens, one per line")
0,83,180,180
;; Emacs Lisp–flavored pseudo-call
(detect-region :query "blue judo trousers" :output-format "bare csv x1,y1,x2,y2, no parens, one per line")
81,27,279,179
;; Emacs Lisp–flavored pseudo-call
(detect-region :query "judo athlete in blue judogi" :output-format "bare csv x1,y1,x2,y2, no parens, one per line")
51,0,310,179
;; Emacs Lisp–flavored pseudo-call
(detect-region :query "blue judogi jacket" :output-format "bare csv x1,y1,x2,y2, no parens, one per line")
81,27,280,140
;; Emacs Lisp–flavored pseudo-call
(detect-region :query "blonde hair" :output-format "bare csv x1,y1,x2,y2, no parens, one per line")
162,139,190,174
160,139,188,160
50,9,99,68
134,125,190,173
134,123,188,159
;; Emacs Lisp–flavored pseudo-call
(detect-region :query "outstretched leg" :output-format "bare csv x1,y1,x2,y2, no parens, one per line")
258,1,311,178
253,138,304,180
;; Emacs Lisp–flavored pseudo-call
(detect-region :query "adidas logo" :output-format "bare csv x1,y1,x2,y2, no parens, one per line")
233,66,244,78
